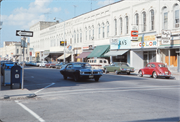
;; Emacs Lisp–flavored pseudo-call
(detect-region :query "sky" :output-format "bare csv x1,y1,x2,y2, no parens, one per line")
0,0,120,47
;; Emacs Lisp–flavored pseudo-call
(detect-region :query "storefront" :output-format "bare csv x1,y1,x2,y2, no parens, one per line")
74,47,82,62
105,36,131,64
131,33,157,69
158,32,180,72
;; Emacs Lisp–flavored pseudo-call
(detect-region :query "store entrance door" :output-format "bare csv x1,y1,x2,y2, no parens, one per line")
143,53,148,67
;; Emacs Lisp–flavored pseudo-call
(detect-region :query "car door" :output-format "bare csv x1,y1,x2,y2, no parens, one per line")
149,63,156,75
66,64,73,77
144,64,151,75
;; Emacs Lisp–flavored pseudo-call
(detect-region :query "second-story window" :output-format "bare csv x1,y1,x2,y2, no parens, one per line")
85,28,87,40
174,4,179,28
98,24,100,39
114,19,117,35
150,10,154,30
89,27,91,40
102,23,105,38
120,18,122,35
77,31,79,43
80,30,82,43
17,49,19,54
74,31,76,43
135,13,139,26
92,26,94,40
163,7,168,29
142,11,146,31
107,22,109,37
125,16,128,34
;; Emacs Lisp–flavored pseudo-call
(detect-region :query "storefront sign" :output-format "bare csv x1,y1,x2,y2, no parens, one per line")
89,45,94,50
161,30,171,44
131,26,138,41
110,37,131,49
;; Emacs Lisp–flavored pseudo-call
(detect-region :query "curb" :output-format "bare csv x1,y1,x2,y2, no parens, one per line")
0,93,37,100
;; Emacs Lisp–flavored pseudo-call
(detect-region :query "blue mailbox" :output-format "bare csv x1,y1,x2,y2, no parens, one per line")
3,64,14,86
11,64,22,89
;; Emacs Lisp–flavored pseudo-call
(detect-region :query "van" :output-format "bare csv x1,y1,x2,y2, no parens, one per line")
87,58,109,70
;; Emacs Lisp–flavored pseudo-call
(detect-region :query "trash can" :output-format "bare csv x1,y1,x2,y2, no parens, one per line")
11,64,22,89
3,64,14,86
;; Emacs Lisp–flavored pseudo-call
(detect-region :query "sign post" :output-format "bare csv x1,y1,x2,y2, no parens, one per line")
16,30,33,89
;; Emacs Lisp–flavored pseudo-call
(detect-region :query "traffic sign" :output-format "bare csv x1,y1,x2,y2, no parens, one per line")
16,30,33,37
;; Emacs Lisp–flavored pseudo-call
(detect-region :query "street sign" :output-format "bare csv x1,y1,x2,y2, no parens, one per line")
16,30,33,37
161,30,171,44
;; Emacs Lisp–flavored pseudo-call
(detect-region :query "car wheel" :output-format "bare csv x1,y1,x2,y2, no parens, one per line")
115,70,118,75
73,74,79,82
94,77,100,82
165,77,170,79
153,72,157,78
138,71,143,77
63,75,67,80
104,68,108,74
127,72,130,75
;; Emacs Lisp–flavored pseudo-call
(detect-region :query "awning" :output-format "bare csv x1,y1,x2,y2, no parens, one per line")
87,45,110,58
57,54,71,60
76,52,91,58
104,50,129,56
46,51,63,58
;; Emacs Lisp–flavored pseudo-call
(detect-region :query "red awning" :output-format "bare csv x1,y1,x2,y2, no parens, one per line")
76,52,91,58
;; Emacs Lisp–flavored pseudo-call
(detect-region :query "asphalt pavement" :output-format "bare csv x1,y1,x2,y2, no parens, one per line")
0,68,180,100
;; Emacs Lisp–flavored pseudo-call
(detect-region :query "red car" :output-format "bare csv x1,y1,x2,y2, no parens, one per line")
138,62,171,79
45,62,56,68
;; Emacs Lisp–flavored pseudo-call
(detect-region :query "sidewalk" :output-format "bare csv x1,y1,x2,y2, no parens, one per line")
0,76,36,100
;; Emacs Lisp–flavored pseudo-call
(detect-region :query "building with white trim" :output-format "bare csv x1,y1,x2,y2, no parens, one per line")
30,0,180,72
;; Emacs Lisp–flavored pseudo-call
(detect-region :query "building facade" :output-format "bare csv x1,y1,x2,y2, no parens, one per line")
29,0,180,72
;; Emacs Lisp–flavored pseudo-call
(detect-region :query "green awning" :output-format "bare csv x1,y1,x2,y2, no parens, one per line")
87,45,110,58
104,50,128,56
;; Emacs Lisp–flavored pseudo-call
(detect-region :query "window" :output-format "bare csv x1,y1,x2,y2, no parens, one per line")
151,64,156,67
100,60,102,63
16,49,19,54
107,22,109,37
147,64,151,67
125,16,128,34
74,31,76,43
150,10,154,30
89,27,91,40
120,18,122,34
104,60,107,63
135,13,139,26
98,24,100,38
142,12,146,31
77,31,79,43
26,49,27,54
92,26,94,40
163,7,168,29
102,23,105,38
174,4,179,28
80,30,82,43
114,19,117,35
85,28,87,40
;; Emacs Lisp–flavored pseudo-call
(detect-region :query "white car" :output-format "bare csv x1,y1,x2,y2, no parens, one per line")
37,61,47,67
87,58,109,70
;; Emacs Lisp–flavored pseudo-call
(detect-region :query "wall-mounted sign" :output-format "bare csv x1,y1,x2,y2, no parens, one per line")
131,26,138,41
67,45,72,51
161,30,171,44
89,45,94,50
60,41,67,46
110,37,131,49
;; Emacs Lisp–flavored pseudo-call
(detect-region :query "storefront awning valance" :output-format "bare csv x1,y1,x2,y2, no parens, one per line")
76,52,91,58
104,50,129,56
87,45,110,58
57,54,71,60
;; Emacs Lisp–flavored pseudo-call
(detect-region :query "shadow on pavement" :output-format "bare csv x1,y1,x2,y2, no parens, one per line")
131,117,179,122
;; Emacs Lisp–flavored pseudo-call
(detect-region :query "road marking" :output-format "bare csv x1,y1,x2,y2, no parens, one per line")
34,83,55,94
15,100,45,122
37,85,180,97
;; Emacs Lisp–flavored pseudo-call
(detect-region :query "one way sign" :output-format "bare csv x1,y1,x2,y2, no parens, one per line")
16,30,33,37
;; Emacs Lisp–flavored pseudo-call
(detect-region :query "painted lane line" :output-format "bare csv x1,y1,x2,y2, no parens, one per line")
37,87,180,98
34,83,55,94
15,100,45,122
36,85,180,95
37,86,180,96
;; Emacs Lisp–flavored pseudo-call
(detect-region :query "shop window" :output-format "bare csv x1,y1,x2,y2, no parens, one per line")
100,60,102,63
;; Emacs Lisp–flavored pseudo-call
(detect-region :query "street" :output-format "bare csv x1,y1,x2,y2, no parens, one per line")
0,66,180,122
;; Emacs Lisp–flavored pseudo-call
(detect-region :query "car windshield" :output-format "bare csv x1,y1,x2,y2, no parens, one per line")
158,64,166,68
73,63,91,68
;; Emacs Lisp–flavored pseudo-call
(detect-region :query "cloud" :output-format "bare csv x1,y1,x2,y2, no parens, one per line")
97,0,115,6
2,0,55,30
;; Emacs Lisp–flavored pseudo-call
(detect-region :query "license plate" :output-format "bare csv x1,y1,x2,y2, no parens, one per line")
89,75,94,78
165,71,168,73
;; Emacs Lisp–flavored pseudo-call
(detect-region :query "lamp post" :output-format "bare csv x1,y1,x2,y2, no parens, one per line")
0,0,2,91
54,17,66,63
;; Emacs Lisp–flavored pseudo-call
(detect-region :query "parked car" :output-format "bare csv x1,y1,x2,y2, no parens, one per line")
138,62,171,79
87,58,109,70
45,62,56,68
104,62,134,75
60,62,103,82
25,61,36,66
55,62,67,69
38,61,47,67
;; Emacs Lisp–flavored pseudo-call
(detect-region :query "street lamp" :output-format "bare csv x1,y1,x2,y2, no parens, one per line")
54,17,66,63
